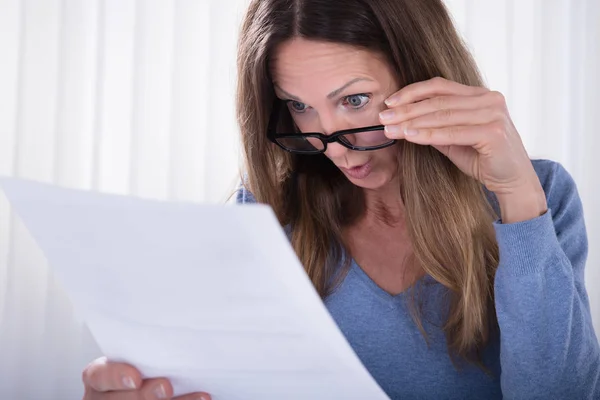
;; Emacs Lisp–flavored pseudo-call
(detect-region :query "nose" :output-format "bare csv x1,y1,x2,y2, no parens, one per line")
323,142,348,158
319,114,350,159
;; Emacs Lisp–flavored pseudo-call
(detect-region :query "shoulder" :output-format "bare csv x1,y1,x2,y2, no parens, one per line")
531,158,575,195
235,183,257,204
234,181,294,239
530,159,582,220
531,159,587,248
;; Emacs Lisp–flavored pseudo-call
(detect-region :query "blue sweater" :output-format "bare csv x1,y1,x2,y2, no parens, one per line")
236,159,600,399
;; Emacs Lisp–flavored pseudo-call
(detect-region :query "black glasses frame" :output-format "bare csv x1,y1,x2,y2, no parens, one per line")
266,99,397,154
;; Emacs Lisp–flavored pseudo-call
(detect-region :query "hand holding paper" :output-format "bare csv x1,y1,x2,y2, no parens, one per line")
0,178,390,400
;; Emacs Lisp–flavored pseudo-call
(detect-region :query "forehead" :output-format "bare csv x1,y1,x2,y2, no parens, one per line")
270,38,395,91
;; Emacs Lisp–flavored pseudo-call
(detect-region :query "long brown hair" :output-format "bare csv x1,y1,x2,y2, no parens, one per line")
236,0,500,367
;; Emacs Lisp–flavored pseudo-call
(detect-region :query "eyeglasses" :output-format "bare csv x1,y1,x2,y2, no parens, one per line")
267,99,397,155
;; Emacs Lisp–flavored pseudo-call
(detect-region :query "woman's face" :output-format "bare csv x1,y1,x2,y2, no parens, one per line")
271,38,400,190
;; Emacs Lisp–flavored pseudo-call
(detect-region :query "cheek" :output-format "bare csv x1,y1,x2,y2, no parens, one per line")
374,146,399,171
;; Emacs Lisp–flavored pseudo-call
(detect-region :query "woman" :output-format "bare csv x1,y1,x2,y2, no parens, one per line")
81,0,600,399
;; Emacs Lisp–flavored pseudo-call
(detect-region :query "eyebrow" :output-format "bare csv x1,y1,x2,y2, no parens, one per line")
326,77,373,99
274,77,373,102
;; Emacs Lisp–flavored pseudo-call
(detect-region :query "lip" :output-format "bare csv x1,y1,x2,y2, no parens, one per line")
340,161,372,180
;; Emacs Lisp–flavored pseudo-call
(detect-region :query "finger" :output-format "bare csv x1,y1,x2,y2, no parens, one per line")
83,357,142,392
432,144,451,157
139,378,174,400
383,108,500,138
431,144,477,164
385,77,488,107
87,388,139,400
173,391,212,400
399,123,505,150
379,93,497,125
85,379,174,400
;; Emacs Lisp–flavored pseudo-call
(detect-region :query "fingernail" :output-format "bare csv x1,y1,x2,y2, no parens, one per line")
384,125,402,136
122,375,136,389
154,384,168,399
384,97,398,107
198,395,210,400
379,109,395,121
404,128,419,136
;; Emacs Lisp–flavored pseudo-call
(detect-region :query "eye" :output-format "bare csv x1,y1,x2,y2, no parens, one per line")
342,94,371,109
287,100,309,114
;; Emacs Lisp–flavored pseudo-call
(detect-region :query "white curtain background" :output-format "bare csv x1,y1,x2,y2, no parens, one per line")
0,0,598,398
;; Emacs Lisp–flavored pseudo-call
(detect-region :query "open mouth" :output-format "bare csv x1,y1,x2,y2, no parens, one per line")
340,161,372,180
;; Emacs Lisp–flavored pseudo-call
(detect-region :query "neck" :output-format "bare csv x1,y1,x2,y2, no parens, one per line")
361,178,404,226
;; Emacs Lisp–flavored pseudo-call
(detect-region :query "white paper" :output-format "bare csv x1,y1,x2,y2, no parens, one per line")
0,177,390,400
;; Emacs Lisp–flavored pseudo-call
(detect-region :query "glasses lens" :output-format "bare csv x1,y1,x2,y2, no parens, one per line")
340,128,394,149
276,135,325,153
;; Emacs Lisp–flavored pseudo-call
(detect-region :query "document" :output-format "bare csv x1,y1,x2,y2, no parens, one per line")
0,178,390,400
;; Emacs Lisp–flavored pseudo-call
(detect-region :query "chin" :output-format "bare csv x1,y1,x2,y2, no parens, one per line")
345,170,393,190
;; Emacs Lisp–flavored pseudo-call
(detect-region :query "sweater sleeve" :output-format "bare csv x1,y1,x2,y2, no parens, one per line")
494,162,600,399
